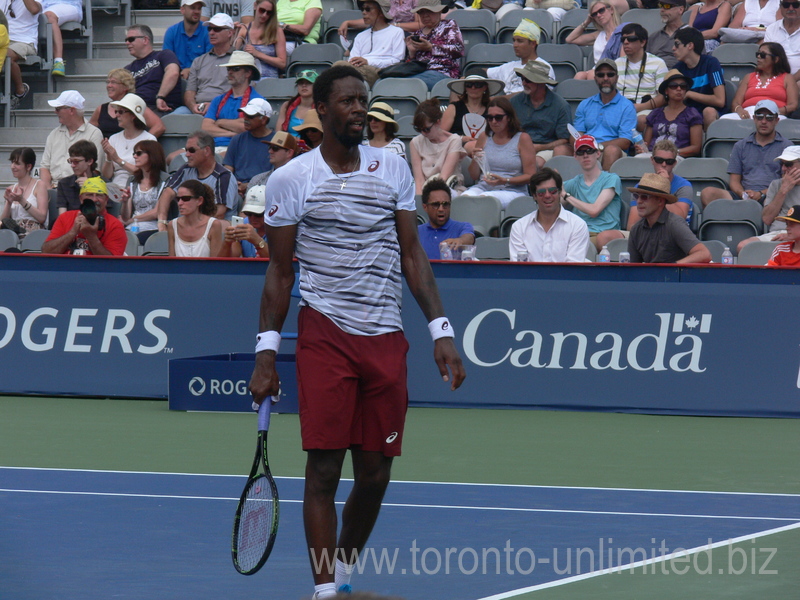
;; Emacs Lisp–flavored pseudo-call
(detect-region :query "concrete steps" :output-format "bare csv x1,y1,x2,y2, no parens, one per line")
54,74,108,96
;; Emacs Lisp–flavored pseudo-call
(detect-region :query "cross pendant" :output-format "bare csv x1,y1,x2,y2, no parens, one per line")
340,180,347,190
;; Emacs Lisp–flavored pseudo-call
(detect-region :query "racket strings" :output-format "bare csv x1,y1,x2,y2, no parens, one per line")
234,476,276,572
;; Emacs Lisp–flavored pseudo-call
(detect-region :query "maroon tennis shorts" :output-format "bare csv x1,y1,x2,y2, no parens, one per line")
296,306,410,457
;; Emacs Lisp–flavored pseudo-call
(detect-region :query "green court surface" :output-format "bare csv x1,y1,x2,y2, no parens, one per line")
2,396,798,599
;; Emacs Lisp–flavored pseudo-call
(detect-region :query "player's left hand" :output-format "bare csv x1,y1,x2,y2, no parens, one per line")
433,337,466,391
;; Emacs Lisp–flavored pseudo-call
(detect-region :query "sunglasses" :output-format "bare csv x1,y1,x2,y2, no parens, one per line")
360,4,377,11
590,5,606,17
535,186,559,197
632,192,657,201
415,124,434,133
755,113,778,121
267,145,287,151
595,71,616,78
66,158,85,165
208,26,229,32
658,2,676,8
667,82,689,90
257,7,273,14
133,150,147,157
185,146,200,153
113,109,129,116
780,160,799,167
781,1,800,7
485,114,507,122
653,156,677,165
621,36,641,43
176,195,198,202
426,201,451,208
464,82,487,89
673,40,685,48
125,35,146,43
575,148,597,156
755,51,775,59
227,66,244,72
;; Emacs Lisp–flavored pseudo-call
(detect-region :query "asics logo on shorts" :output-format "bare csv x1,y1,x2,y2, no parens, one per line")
386,432,398,443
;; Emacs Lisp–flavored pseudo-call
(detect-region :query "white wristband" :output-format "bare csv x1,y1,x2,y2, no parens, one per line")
255,330,281,354
428,317,454,341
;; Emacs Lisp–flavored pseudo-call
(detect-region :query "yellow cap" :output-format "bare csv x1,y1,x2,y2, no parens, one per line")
513,19,542,43
80,177,108,196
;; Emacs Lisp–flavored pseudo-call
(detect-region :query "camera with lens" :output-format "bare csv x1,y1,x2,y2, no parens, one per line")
80,198,105,231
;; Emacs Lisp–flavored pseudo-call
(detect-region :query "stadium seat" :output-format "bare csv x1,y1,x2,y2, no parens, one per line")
125,230,140,257
537,43,583,82
673,158,730,205
702,119,755,159
544,155,583,183
609,157,651,205
142,231,169,256
47,189,58,230
697,198,763,255
320,0,358,20
254,77,299,108
0,229,20,252
622,8,665,35
555,8,589,44
160,114,205,158
449,9,497,50
450,194,503,237
776,119,800,144
737,240,780,265
475,236,510,260
464,43,516,78
604,237,628,262
499,195,536,237
497,9,553,44
702,239,728,263
370,78,428,120
553,79,598,118
430,78,456,102
711,43,758,86
20,229,50,253
322,9,363,45
286,44,343,77
585,240,597,262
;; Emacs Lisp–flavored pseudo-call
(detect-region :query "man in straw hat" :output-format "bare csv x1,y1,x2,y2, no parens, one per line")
201,50,264,148
42,177,128,256
627,173,711,263
487,18,556,95
510,61,571,166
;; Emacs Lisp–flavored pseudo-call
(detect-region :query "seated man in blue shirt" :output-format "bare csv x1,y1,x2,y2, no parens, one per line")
223,98,274,196
164,0,212,79
417,178,475,260
573,58,638,172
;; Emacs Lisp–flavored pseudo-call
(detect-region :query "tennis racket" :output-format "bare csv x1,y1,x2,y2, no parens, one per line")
232,399,280,575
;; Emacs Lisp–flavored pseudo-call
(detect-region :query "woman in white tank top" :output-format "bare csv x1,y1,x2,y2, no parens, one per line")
167,179,225,257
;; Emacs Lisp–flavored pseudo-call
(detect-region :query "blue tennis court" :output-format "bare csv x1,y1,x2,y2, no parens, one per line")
2,466,798,600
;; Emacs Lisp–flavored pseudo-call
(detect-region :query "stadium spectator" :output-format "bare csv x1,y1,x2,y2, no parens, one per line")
40,91,104,190
156,131,239,229
101,94,158,188
0,11,8,68
164,0,212,79
363,102,406,159
406,0,464,90
89,69,165,139
6,0,41,108
701,99,792,207
626,173,711,263
764,1,800,84
722,42,798,120
124,24,182,114
686,0,731,53
635,140,693,224
275,69,316,137
510,61,570,167
767,205,800,265
562,135,623,251
42,177,127,256
719,0,780,43
55,140,100,214
246,131,298,191
120,140,168,245
615,23,668,130
462,98,538,209
40,0,82,77
648,0,688,69
673,27,725,129
233,0,287,79
567,0,623,80
441,75,502,151
201,51,264,148
486,19,556,95
223,98,275,195
167,179,225,257
572,59,637,171
332,0,404,88
175,13,236,116
1,147,48,237
509,168,590,262
417,178,475,260
337,0,425,36
295,109,323,151
410,99,465,195
642,70,703,158
218,184,270,258
275,0,323,53
202,0,254,24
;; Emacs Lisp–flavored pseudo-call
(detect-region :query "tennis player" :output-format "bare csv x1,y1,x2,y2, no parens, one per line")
249,64,466,599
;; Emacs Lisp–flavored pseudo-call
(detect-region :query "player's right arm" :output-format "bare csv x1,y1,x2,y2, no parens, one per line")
249,223,297,405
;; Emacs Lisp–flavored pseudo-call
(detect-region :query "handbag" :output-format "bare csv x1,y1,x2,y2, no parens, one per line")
378,60,427,79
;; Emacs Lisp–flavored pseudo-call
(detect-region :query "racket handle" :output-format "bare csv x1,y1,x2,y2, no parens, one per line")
257,398,272,432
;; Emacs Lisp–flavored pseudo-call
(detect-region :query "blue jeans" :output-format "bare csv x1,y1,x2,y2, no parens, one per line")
410,70,450,91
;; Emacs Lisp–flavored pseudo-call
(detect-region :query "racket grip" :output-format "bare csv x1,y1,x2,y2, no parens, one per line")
257,399,272,431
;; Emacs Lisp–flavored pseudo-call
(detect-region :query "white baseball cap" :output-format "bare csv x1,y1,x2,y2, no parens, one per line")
242,185,266,214
181,0,207,5
239,98,273,117
47,90,85,110
775,146,800,162
205,13,234,28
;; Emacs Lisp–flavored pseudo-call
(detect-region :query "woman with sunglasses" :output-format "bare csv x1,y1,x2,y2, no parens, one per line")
410,99,465,195
462,98,537,208
724,42,798,120
441,75,503,152
567,0,623,80
89,68,165,139
234,0,287,79
642,70,703,158
275,69,316,138
687,0,731,53
364,101,406,159
101,94,157,188
167,179,224,258
120,140,168,245
1,147,48,238
294,109,323,152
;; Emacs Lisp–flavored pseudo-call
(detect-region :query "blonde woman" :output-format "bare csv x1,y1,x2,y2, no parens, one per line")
234,0,287,78
89,68,165,139
567,0,622,80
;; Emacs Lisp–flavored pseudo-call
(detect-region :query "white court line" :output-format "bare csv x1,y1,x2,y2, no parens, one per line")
474,521,800,600
2,466,799,498
1,487,797,522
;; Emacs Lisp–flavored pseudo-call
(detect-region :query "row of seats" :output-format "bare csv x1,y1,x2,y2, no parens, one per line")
0,227,165,256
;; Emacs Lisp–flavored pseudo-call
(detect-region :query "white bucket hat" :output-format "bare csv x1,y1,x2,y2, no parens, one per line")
109,93,148,125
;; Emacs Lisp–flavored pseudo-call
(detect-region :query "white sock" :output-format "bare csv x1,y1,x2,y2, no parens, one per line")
335,558,354,589
313,583,337,598
55,57,63,62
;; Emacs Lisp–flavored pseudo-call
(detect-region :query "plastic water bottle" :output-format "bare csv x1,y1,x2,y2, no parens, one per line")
721,247,734,265
598,245,611,262
439,241,453,260
130,219,140,234
631,129,646,154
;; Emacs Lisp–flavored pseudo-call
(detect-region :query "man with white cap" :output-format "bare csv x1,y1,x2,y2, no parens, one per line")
218,185,270,258
124,24,182,114
202,50,265,148
164,0,212,79
486,19,556,95
42,177,127,256
223,98,275,194
509,61,570,166
246,131,298,191
40,91,104,190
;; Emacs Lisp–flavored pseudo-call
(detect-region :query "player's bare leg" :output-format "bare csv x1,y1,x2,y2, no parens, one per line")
304,448,347,585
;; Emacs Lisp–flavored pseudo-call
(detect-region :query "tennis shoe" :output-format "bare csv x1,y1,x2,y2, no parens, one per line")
51,59,66,77
337,584,352,594
10,83,30,110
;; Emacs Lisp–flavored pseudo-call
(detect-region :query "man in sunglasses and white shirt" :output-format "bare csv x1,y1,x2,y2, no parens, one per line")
765,0,800,79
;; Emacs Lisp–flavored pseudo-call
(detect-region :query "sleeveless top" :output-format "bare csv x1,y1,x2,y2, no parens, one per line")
743,72,788,108
473,132,527,196
245,23,279,79
10,180,45,235
452,100,487,139
693,5,720,34
98,103,123,139
172,217,216,257
742,0,780,28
